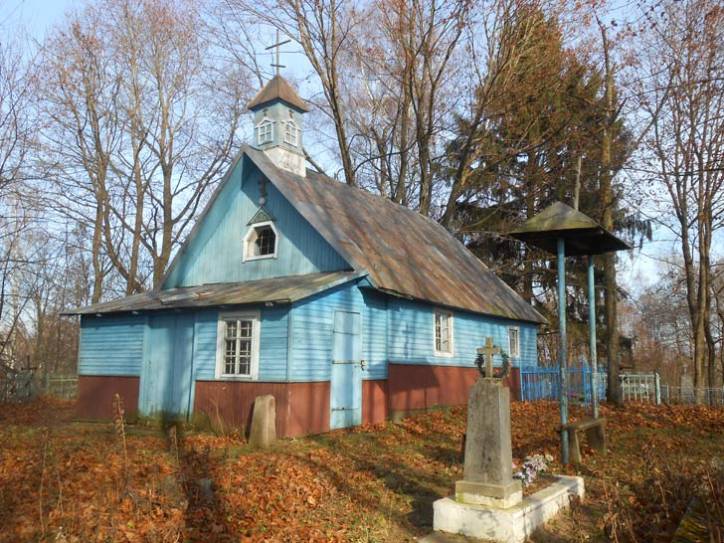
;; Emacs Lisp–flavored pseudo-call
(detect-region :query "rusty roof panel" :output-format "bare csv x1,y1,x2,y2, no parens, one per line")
64,271,363,315
244,146,545,324
246,75,310,112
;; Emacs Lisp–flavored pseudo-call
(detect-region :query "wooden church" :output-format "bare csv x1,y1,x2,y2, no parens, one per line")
69,75,544,437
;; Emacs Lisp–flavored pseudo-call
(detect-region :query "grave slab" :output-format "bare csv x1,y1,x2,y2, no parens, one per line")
432,475,585,543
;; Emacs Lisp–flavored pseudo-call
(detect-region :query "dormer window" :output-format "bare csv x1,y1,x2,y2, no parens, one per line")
243,221,277,261
256,118,274,145
284,120,299,146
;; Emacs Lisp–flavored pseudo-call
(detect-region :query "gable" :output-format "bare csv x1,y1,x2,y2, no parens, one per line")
162,155,350,289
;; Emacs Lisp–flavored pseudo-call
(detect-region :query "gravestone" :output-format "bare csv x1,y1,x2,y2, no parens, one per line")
456,379,522,507
431,337,585,542
455,338,521,508
680,374,694,403
249,394,276,448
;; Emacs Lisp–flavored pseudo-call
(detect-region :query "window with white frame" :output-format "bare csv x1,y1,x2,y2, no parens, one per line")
434,309,454,356
216,312,260,379
256,118,274,145
284,120,299,146
508,327,520,358
243,221,277,260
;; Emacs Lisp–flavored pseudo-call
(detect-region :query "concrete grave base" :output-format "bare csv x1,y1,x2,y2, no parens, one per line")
432,475,584,543
455,479,523,509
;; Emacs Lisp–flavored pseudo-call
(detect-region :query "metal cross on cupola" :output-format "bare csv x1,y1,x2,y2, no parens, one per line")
266,30,291,76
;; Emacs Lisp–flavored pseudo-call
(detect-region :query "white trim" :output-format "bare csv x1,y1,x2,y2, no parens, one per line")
215,311,261,380
433,309,454,357
255,117,274,145
284,119,299,146
508,326,520,358
243,220,278,262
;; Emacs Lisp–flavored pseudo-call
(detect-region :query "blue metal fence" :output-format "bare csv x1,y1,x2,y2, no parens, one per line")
520,366,608,404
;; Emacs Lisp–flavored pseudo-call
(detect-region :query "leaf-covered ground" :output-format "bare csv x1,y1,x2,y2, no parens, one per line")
0,398,722,542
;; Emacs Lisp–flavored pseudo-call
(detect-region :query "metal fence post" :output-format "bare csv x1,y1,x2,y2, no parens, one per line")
557,237,569,465
654,372,661,405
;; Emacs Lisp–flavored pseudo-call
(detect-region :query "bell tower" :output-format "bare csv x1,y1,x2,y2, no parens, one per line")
247,75,310,177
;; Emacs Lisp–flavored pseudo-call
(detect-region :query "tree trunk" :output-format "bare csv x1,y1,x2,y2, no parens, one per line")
599,23,621,406
91,204,104,304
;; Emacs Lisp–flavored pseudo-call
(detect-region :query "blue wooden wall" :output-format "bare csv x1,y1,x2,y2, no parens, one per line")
78,288,538,400
163,160,349,288
361,289,388,380
387,298,538,368
78,306,290,382
78,315,146,376
192,306,290,381
288,282,363,382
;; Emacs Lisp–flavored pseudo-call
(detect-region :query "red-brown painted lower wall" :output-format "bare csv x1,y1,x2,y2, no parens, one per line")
77,367,520,437
193,380,330,438
362,380,388,425
77,375,140,420
387,364,521,414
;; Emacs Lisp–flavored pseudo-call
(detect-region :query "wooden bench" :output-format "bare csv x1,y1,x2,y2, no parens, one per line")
563,417,607,464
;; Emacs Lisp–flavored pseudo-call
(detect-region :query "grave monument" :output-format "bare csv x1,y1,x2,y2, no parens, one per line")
430,337,585,543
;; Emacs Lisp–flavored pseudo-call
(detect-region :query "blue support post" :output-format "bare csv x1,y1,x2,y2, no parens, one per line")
557,238,569,465
588,255,599,419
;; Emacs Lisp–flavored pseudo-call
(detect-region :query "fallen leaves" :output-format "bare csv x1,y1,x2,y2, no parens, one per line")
0,424,183,543
0,399,721,542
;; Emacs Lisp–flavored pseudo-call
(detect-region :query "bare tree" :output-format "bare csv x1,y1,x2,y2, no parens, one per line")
39,0,249,293
637,0,724,401
38,8,121,303
0,33,38,370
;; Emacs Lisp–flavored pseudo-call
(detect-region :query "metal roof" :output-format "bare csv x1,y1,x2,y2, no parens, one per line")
243,146,545,323
509,201,631,256
246,75,310,112
74,145,545,324
64,272,364,315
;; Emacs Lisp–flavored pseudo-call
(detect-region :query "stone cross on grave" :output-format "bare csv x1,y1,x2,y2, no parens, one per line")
477,337,500,379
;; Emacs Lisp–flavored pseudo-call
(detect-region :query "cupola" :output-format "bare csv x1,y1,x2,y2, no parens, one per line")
246,75,310,177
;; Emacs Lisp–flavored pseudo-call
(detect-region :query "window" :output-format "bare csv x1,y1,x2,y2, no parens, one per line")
243,221,277,261
508,327,520,358
256,118,274,145
284,120,299,146
216,312,260,379
434,310,454,356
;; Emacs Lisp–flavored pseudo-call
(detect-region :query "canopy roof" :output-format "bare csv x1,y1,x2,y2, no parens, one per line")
246,75,310,112
509,201,631,256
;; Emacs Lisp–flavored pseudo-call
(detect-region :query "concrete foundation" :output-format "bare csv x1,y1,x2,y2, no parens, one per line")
455,480,522,508
432,475,585,543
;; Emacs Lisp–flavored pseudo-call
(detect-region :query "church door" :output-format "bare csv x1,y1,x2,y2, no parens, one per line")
139,313,195,420
330,310,362,429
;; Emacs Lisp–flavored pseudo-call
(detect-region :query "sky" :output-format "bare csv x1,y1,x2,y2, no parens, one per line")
0,0,700,298
1,0,75,40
